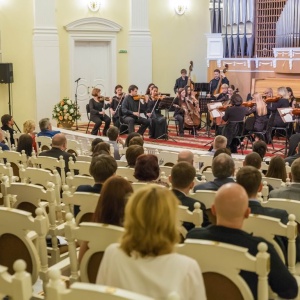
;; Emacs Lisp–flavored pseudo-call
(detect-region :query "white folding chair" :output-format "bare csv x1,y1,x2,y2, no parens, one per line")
76,155,92,162
116,167,136,182
157,151,178,166
66,173,95,194
261,176,284,189
0,149,28,177
36,135,52,154
69,158,91,176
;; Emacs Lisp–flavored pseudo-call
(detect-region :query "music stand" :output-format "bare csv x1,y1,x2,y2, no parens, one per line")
157,97,177,142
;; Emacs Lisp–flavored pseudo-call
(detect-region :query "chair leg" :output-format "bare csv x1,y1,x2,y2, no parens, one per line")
86,121,90,134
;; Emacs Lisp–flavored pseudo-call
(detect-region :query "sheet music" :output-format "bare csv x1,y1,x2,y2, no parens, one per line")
278,108,294,123
207,102,223,118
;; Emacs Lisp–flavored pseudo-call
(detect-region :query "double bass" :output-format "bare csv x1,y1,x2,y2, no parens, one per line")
213,64,229,96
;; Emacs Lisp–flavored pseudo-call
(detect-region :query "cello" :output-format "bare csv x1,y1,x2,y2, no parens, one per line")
213,64,229,97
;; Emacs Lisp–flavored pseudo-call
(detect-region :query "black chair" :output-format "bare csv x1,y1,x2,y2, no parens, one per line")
222,120,246,154
271,124,291,156
85,104,100,135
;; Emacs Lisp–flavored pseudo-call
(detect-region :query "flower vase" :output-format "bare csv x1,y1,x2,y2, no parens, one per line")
59,121,74,129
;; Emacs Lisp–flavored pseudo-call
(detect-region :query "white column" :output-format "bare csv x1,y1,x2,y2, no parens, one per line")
33,0,60,123
129,0,152,93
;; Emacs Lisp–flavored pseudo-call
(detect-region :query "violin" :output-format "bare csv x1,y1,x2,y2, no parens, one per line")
264,96,281,103
153,95,166,101
98,96,110,102
242,101,256,108
218,104,232,111
133,95,146,101
292,108,300,116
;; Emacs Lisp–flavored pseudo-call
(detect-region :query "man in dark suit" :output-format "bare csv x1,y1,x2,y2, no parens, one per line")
285,140,300,165
169,162,209,229
173,69,188,94
194,153,235,192
207,68,229,96
187,183,298,300
1,114,16,146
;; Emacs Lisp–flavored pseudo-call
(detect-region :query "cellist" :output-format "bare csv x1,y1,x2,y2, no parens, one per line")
207,69,229,97
173,88,186,137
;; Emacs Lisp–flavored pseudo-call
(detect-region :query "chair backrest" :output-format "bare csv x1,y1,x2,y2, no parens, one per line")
2,130,12,149
0,162,15,184
0,260,32,300
0,150,28,177
12,132,23,149
46,269,154,300
116,160,128,167
116,167,136,182
86,104,90,118
159,165,172,177
69,159,91,176
65,214,124,283
242,213,297,274
131,182,148,192
157,151,178,166
77,155,92,162
202,170,214,182
36,136,52,154
66,139,83,156
261,176,283,189
195,155,213,173
177,239,269,300
66,173,95,193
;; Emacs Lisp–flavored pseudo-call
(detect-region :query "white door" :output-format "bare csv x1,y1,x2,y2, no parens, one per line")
73,41,111,122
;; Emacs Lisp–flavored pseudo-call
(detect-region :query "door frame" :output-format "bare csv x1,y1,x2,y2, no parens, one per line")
65,17,122,101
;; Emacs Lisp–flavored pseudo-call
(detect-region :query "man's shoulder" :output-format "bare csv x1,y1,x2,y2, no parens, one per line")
194,181,217,192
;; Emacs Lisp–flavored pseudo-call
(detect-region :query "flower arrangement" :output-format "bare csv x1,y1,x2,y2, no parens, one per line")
52,98,81,125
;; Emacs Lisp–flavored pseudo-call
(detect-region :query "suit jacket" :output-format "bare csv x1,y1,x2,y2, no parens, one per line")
174,76,188,93
172,189,210,229
194,177,235,192
209,77,229,95
186,225,298,300
267,98,290,127
269,183,300,201
287,133,300,156
285,153,300,166
37,129,60,138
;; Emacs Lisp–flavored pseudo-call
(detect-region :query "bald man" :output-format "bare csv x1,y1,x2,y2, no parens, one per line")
39,133,76,173
187,183,298,300
177,150,194,165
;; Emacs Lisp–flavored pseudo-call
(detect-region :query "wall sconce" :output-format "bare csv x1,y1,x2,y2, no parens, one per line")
174,0,187,15
88,1,101,12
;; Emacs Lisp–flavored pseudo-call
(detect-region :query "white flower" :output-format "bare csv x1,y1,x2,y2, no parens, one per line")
64,115,68,120
65,113,69,116
69,116,72,120
64,105,68,110
56,107,60,112
69,108,74,114
67,99,71,105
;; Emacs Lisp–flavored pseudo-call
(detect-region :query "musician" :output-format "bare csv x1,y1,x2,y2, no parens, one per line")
247,93,268,132
216,84,229,103
110,84,124,128
121,85,151,135
287,87,297,108
185,85,200,135
173,88,186,137
264,87,273,98
227,85,235,100
89,88,111,136
173,69,188,94
146,86,167,139
208,69,229,96
145,83,155,95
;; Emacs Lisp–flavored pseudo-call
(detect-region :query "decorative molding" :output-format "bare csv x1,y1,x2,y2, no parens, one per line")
274,47,300,58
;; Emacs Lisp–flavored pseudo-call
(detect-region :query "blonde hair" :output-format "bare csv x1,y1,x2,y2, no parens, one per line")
253,93,267,116
23,120,35,134
120,185,180,257
221,84,228,89
277,87,289,99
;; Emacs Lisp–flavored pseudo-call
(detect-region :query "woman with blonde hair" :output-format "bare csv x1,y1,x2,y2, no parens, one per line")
248,92,268,132
23,119,37,152
96,186,206,299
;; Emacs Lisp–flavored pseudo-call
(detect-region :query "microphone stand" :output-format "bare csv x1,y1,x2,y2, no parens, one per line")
74,78,80,130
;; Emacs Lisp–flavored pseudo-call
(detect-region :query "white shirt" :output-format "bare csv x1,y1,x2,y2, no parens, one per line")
96,243,206,300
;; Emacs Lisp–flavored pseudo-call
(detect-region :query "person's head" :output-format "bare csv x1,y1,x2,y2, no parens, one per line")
213,69,220,79
253,140,267,160
266,155,287,182
52,134,67,150
177,150,194,165
243,152,262,169
125,145,144,167
212,153,235,179
213,135,227,151
128,136,144,147
39,118,52,131
114,84,123,95
128,85,138,96
277,87,289,99
125,132,142,147
90,138,104,152
89,154,117,183
297,142,300,154
92,88,101,97
213,148,231,158
134,154,159,181
212,183,250,229
107,126,119,142
286,87,294,98
231,94,243,106
178,88,186,98
16,134,33,157
264,88,273,98
169,162,196,191
228,85,235,95
180,69,187,77
120,185,180,257
236,166,262,198
184,85,191,96
92,142,110,156
252,93,267,116
220,83,228,94
23,120,35,134
93,176,133,226
1,114,14,127
291,158,300,183
150,86,158,97
146,83,155,95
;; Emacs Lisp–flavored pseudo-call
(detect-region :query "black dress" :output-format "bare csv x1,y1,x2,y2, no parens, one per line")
110,96,123,128
147,98,167,139
247,106,268,132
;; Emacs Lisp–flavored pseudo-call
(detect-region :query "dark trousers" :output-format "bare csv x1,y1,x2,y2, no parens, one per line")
123,116,150,135
175,114,184,134
90,114,111,136
112,116,120,128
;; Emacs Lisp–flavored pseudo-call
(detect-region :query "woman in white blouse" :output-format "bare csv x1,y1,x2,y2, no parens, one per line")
96,185,206,300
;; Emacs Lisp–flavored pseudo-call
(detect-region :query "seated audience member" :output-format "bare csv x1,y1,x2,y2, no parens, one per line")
252,140,267,161
194,153,235,192
39,133,75,173
23,119,37,152
92,142,111,156
269,158,300,200
125,145,144,168
16,134,33,157
177,150,194,165
78,176,133,263
213,147,231,158
96,186,206,299
37,117,60,138
187,183,298,299
208,135,227,154
128,136,144,147
1,114,16,146
134,154,169,187
90,137,104,153
107,126,124,160
124,132,142,147
170,162,209,228
266,155,287,182
0,130,9,151
287,133,300,157
285,142,300,166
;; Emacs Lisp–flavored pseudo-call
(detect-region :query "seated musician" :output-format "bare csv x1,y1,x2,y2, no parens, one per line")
287,86,297,108
215,84,229,103
173,69,188,94
185,85,200,135
207,68,229,97
264,87,273,99
110,84,124,128
146,85,167,139
222,94,249,153
121,85,151,136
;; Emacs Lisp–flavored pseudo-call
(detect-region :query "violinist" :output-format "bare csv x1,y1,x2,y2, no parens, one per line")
207,69,229,97
215,84,229,103
110,85,125,128
227,85,235,101
174,69,189,94
145,83,155,96
146,86,167,139
287,87,297,108
89,88,111,136
173,88,186,137
121,85,151,135
264,88,273,98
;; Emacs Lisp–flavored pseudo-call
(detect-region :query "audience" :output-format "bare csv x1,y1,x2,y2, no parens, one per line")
287,133,300,157
96,185,206,299
90,137,104,153
177,150,194,165
107,126,124,160
170,162,209,228
252,140,267,161
0,130,9,151
128,136,144,147
37,118,60,138
194,153,235,192
269,158,300,200
208,135,227,154
92,142,111,156
285,142,300,166
213,147,231,158
16,134,33,157
1,114,16,146
265,155,287,182
187,183,298,299
23,119,37,152
125,145,144,168
124,132,142,147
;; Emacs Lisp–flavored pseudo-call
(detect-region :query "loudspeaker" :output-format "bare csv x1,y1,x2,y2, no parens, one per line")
0,63,13,84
